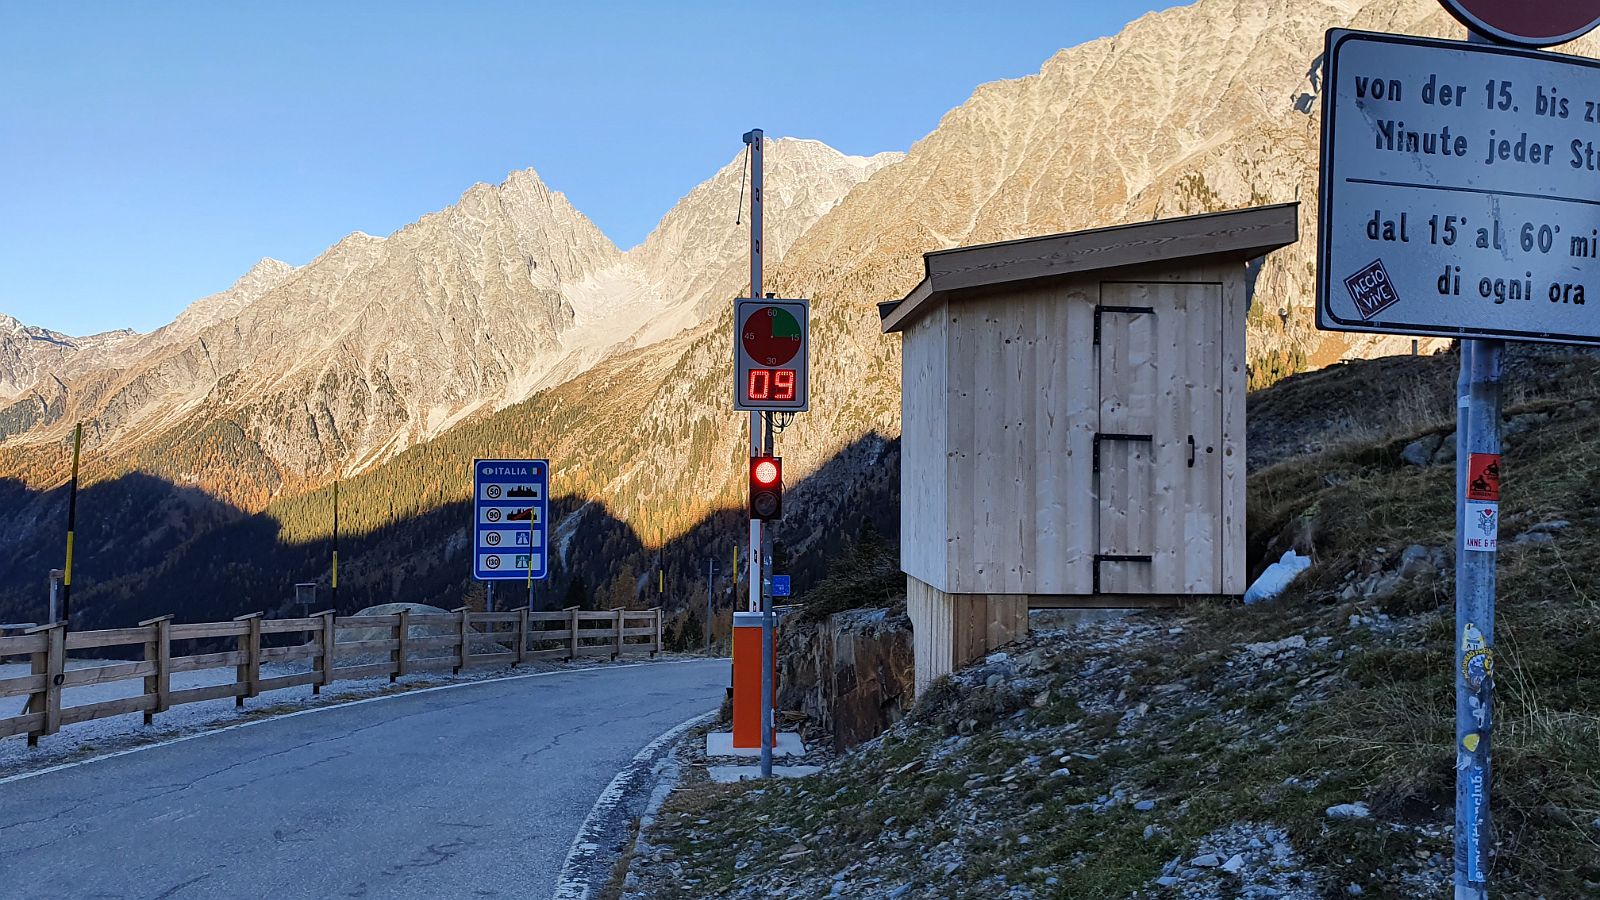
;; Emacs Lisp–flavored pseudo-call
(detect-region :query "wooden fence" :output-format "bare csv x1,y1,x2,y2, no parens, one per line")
0,606,663,747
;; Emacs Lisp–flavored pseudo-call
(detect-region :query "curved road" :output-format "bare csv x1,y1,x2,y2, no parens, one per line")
0,659,727,900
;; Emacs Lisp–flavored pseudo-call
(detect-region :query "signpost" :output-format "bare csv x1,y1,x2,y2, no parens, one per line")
705,557,719,651
742,129,776,780
60,423,82,628
472,459,549,587
1318,10,1600,896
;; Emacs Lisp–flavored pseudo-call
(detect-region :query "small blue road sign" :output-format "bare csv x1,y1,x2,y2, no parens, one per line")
772,575,791,597
473,459,548,581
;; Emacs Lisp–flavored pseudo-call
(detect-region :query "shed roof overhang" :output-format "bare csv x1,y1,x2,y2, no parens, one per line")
880,202,1300,333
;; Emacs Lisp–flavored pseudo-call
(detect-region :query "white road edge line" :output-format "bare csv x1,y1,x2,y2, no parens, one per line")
552,707,719,900
0,658,720,788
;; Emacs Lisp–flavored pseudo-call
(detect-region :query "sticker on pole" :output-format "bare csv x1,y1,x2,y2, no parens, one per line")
1464,501,1499,552
1316,30,1600,347
472,459,548,581
1467,454,1501,501
1461,622,1494,689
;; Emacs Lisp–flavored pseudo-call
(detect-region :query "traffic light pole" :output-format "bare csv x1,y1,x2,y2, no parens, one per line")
743,127,775,780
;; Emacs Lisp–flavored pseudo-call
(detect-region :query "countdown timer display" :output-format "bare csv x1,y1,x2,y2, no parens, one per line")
733,297,809,411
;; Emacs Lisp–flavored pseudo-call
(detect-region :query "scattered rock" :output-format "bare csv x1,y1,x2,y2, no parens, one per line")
1516,520,1571,544
1135,799,1157,811
1397,545,1436,580
1192,853,1223,868
1326,801,1371,820
1400,434,1443,467
1221,853,1246,874
1244,635,1308,657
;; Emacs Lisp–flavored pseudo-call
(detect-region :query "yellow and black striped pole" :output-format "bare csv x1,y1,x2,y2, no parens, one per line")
60,423,82,628
331,481,339,610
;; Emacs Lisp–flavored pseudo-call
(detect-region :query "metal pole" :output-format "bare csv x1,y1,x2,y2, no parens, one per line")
706,557,714,652
744,127,774,780
486,581,494,614
48,570,62,626
61,423,82,630
1456,30,1502,899
1456,339,1502,900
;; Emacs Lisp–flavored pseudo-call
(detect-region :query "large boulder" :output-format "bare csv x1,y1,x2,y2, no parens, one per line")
337,602,461,666
778,605,914,752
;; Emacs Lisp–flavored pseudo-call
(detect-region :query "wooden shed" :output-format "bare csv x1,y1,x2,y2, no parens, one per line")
880,204,1299,692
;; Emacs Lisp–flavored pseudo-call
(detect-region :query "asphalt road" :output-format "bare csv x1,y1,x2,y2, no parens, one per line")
0,659,727,900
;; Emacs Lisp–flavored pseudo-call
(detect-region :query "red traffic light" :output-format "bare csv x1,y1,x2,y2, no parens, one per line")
753,458,780,486
749,456,782,520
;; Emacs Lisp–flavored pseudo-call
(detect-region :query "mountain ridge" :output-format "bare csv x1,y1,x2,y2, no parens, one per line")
0,139,896,495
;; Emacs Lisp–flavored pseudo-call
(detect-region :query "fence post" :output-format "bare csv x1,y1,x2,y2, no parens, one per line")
454,607,471,674
516,608,529,666
314,610,336,694
651,607,662,657
139,615,173,725
25,622,64,746
392,609,410,682
612,607,624,660
234,613,263,707
565,606,579,660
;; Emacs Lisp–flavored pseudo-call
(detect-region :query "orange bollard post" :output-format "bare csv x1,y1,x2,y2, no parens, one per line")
732,611,776,748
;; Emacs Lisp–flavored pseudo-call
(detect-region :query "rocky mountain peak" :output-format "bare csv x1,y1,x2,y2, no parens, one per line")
628,137,902,317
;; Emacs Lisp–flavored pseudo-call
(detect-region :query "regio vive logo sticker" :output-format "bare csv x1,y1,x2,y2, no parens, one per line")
1344,259,1400,319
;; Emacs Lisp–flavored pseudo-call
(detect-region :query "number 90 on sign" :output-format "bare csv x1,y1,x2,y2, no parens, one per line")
746,369,797,402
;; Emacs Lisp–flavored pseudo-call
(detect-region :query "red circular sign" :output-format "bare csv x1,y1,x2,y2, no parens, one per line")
1439,0,1600,47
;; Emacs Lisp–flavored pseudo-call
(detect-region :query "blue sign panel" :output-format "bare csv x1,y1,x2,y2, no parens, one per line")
472,459,548,581
771,575,791,597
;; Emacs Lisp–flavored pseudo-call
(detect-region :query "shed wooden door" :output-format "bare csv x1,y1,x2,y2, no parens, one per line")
1094,282,1223,594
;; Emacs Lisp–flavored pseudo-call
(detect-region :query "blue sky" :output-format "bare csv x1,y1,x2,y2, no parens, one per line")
0,1,1181,335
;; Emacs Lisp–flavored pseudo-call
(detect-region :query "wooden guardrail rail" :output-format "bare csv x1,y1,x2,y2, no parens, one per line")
0,606,663,747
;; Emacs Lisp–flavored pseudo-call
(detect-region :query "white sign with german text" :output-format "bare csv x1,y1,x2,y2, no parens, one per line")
1318,30,1600,346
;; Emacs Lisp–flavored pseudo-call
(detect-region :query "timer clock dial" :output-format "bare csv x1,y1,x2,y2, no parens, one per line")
741,306,802,367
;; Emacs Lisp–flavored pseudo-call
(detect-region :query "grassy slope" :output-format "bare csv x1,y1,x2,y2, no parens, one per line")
635,350,1600,898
